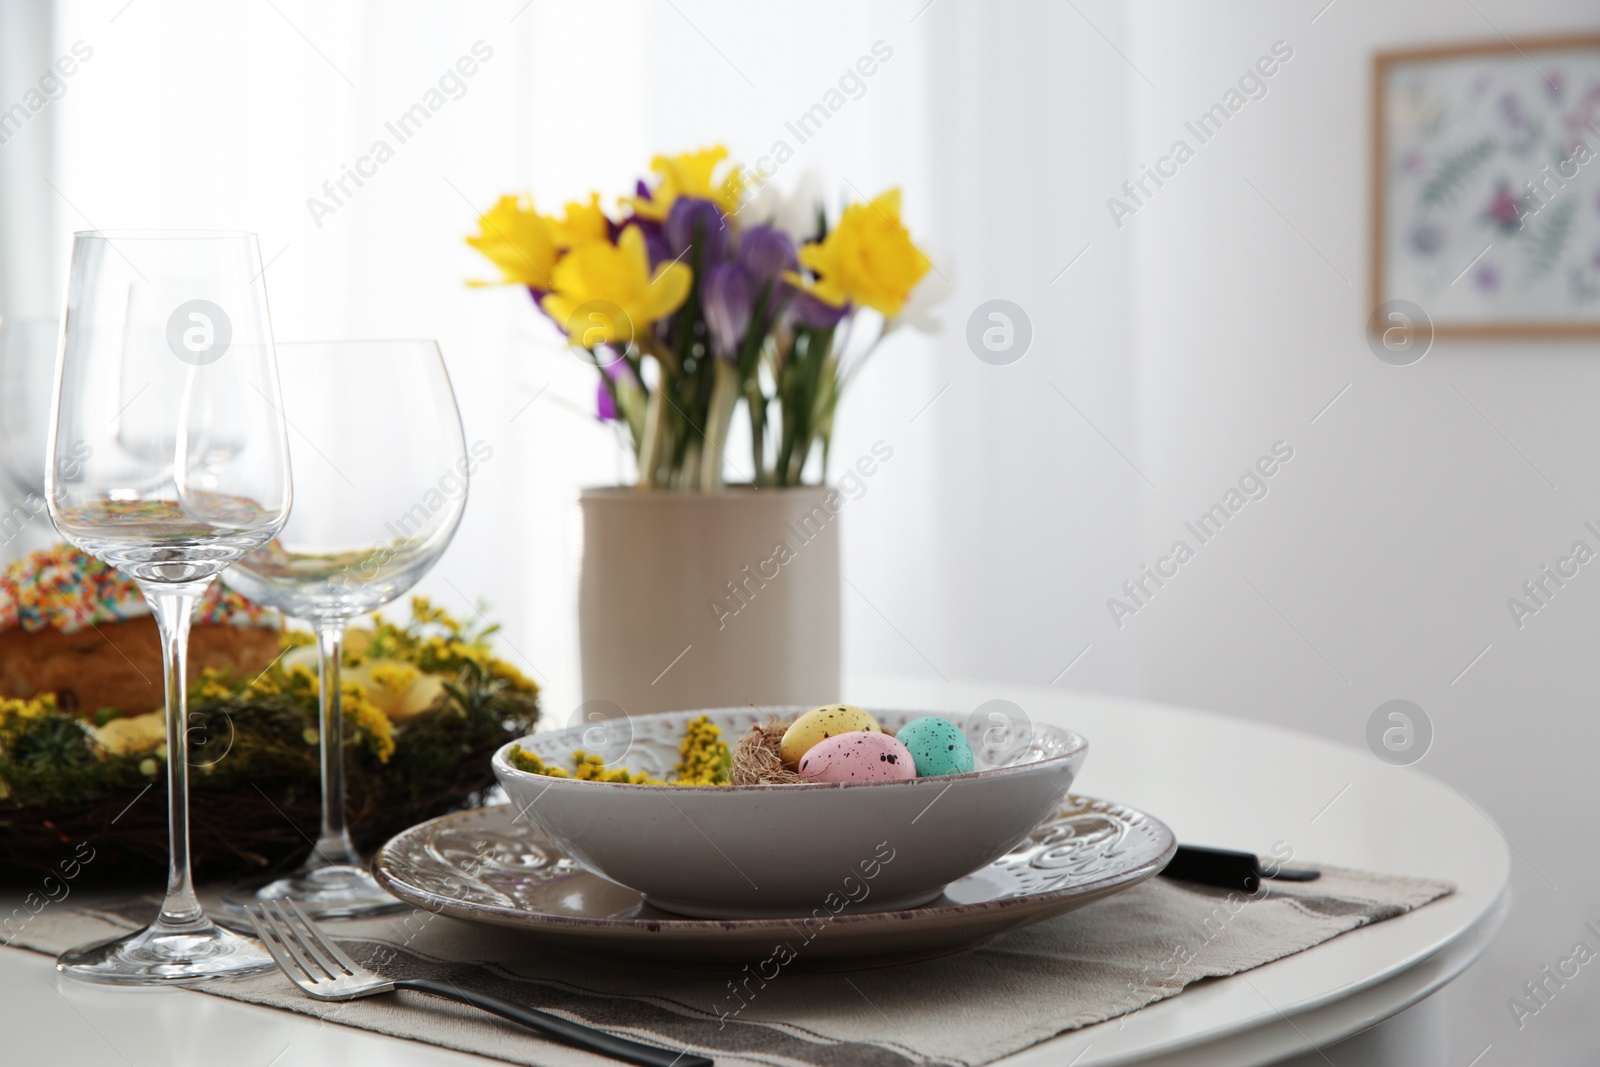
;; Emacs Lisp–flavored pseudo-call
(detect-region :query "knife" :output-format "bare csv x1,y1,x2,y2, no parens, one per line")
1159,845,1321,894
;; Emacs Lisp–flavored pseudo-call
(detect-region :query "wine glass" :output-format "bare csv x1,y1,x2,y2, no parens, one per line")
220,340,470,918
47,230,292,984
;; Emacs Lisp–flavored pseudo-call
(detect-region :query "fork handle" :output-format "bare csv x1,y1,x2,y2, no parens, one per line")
394,978,712,1067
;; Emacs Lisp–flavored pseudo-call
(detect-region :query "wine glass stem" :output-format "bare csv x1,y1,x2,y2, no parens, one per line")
312,620,360,867
140,579,211,932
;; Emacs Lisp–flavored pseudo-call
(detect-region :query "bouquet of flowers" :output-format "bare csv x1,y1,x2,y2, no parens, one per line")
467,146,938,490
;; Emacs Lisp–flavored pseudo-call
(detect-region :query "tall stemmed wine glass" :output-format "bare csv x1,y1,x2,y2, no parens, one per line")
220,340,470,918
47,230,292,984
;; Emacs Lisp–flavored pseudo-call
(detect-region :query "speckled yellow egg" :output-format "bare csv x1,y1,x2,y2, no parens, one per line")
779,704,881,767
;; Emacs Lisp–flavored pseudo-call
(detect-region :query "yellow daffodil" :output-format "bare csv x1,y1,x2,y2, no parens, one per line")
553,193,611,249
541,226,692,347
466,194,559,288
625,145,745,221
787,188,931,317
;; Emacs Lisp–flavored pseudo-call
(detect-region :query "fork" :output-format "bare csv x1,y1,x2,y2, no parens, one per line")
247,899,712,1067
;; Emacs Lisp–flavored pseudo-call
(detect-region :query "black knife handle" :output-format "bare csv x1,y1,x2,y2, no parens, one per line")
1160,845,1261,893
395,978,712,1067
1160,845,1322,893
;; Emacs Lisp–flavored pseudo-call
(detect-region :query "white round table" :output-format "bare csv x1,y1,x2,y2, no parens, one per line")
857,679,1509,1067
0,679,1507,1067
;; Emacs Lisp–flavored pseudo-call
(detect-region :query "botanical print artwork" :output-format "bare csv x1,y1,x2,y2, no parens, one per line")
1377,40,1600,331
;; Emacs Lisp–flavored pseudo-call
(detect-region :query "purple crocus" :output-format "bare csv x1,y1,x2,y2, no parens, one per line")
735,225,800,334
730,224,844,329
703,261,753,361
630,220,672,269
788,288,850,329
596,356,637,421
739,225,798,286
602,353,637,383
666,197,728,263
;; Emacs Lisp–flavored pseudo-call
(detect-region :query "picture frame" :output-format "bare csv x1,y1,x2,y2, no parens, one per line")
1371,33,1600,338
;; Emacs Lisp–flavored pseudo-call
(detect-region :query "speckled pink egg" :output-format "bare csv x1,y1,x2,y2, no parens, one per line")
797,731,917,783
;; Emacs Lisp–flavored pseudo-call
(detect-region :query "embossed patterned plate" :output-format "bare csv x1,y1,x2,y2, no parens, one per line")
371,796,1176,967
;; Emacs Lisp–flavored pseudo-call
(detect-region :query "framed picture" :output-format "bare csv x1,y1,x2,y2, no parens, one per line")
1372,33,1600,337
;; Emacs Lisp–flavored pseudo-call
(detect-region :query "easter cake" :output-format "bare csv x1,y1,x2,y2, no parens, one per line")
0,543,280,714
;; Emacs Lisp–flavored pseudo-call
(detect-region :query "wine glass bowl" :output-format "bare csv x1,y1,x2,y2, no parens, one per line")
50,230,292,582
221,340,470,918
46,229,292,985
226,340,469,621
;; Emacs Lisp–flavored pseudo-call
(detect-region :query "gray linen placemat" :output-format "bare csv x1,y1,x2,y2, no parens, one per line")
5,866,1451,1067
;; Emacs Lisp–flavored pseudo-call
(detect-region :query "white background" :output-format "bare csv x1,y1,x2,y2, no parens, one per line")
0,0,1595,1062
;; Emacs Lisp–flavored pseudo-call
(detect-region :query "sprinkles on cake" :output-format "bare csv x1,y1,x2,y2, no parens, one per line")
0,544,276,635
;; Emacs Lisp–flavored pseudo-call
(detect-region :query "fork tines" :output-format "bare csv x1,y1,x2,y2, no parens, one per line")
247,898,366,990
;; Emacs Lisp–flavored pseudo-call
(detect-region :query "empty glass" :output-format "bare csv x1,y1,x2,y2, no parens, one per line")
47,230,292,984
220,340,470,918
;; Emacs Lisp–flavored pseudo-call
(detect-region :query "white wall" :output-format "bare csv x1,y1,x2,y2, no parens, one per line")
1128,1,1599,1062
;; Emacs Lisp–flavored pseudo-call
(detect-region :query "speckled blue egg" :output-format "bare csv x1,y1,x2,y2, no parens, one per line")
895,716,974,777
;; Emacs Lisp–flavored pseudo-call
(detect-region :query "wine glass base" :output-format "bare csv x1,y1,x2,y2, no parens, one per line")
57,920,275,986
222,864,406,920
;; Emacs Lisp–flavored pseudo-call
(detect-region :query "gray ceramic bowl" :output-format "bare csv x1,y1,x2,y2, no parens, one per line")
492,707,1087,918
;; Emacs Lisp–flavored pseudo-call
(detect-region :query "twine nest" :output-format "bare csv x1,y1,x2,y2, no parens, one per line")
730,716,805,784
0,688,537,884
0,728,506,883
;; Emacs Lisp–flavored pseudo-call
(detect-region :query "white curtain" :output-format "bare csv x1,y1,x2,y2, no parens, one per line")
0,0,1143,721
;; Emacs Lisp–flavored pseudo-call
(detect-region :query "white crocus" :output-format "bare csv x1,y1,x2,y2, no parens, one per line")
741,168,826,244
885,268,952,336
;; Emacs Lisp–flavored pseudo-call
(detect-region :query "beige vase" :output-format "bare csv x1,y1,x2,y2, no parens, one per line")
577,486,841,716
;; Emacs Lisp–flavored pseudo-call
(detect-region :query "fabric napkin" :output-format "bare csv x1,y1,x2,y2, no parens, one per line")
5,863,1451,1067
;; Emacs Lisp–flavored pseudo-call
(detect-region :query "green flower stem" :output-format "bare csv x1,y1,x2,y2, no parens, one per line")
681,440,702,490
637,383,668,490
609,301,854,491
701,360,738,492
745,385,767,488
